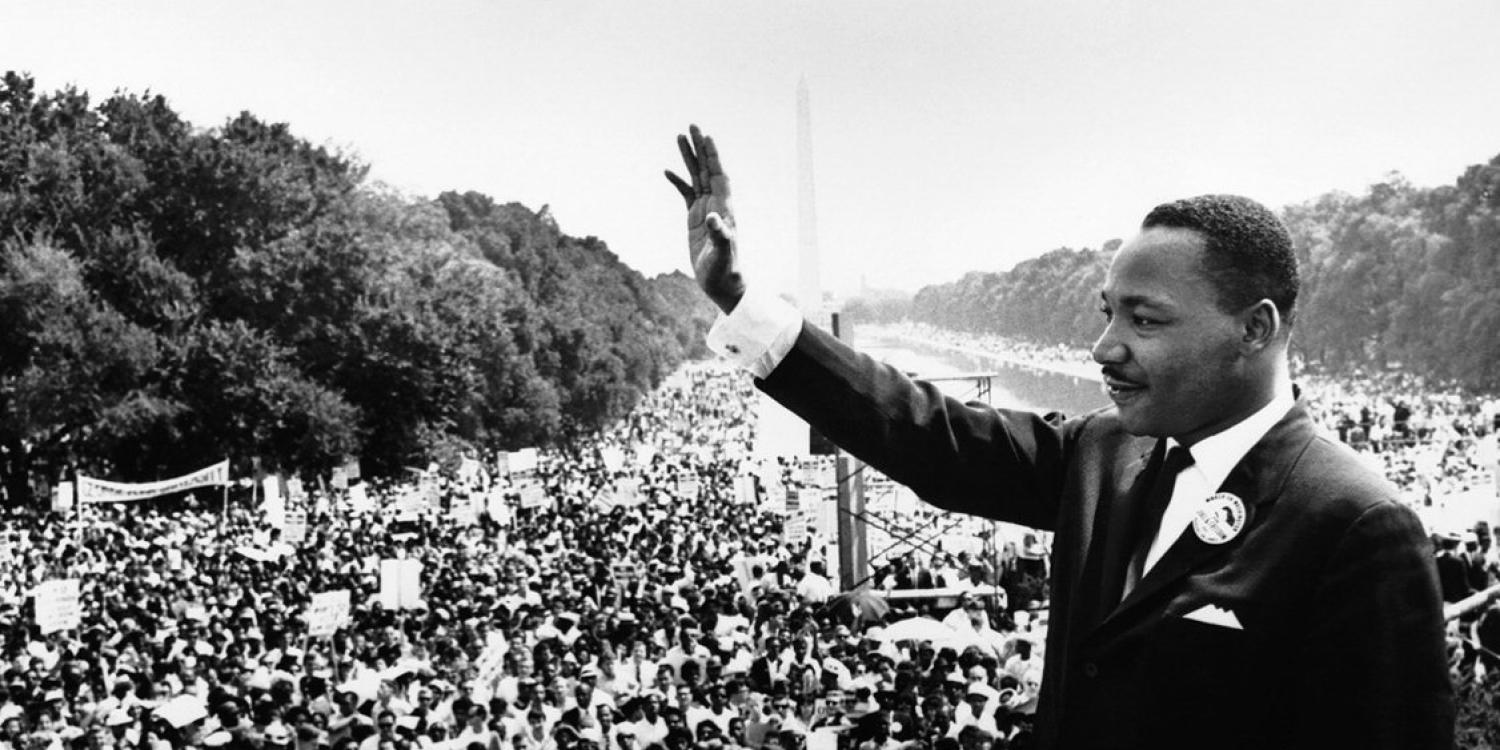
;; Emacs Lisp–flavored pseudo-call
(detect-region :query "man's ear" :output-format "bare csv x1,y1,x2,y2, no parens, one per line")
1240,299,1281,352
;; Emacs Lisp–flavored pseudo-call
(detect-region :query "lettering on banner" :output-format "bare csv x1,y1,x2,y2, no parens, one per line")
35,579,82,635
78,460,229,504
305,590,351,637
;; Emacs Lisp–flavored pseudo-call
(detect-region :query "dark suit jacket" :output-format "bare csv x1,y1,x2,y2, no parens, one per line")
758,323,1453,750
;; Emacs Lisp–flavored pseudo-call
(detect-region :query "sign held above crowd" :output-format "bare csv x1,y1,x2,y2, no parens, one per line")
77,460,229,504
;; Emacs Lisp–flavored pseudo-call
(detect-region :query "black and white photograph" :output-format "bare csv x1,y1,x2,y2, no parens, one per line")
3,2,1500,748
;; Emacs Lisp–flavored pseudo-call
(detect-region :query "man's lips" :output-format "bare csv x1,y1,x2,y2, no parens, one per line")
1102,370,1146,395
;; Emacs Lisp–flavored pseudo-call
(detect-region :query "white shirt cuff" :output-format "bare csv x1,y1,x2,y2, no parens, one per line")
706,287,803,379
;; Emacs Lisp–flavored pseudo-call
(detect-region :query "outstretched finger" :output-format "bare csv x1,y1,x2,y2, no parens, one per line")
664,171,694,208
690,125,712,195
677,134,701,193
701,135,730,197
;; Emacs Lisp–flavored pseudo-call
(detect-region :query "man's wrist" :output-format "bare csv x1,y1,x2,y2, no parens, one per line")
706,287,801,379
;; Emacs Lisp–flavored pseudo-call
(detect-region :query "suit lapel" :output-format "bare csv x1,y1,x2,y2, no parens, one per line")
1075,442,1159,631
1096,402,1318,632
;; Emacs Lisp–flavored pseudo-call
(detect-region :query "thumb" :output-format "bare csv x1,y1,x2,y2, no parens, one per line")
706,212,735,252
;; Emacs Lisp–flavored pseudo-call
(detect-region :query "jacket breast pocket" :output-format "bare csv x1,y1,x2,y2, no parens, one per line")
1145,614,1256,711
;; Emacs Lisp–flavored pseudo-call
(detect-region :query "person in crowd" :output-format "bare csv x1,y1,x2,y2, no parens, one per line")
666,124,1452,748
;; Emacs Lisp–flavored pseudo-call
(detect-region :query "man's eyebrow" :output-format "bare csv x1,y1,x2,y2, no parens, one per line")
1100,291,1169,310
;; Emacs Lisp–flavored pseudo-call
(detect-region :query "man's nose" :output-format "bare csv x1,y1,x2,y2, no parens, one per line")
1091,321,1125,365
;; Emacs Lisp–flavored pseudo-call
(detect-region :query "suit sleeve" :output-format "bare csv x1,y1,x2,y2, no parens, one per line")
1293,501,1454,749
756,322,1072,532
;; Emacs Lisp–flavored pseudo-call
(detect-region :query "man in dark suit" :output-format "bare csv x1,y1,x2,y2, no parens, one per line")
664,125,1453,748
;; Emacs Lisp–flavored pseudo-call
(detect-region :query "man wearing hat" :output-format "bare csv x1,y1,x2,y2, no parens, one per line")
666,127,1450,748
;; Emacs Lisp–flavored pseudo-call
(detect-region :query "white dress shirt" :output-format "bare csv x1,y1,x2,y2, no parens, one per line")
1142,386,1295,574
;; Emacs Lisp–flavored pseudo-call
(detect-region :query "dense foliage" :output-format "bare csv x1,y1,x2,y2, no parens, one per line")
903,163,1500,393
0,73,712,504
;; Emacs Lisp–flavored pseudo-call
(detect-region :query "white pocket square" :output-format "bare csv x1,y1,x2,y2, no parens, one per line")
1181,604,1243,630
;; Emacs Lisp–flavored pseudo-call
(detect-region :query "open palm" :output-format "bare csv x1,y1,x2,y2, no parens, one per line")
665,125,744,313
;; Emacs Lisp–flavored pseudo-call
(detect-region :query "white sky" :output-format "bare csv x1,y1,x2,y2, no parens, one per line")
6,0,1500,295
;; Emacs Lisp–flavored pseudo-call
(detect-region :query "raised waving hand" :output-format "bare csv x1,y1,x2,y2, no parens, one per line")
664,124,745,313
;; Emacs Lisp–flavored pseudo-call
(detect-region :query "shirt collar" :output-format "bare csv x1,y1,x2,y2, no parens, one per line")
1168,383,1296,492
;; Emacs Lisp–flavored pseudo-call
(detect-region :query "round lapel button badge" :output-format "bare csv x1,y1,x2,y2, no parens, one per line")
1193,492,1247,545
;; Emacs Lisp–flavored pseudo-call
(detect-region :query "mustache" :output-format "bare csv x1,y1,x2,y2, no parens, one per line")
1101,367,1141,384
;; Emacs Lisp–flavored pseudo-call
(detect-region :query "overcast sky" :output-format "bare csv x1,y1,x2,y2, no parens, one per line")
6,0,1500,296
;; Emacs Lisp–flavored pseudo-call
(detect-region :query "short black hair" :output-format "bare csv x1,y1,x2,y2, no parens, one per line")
1141,194,1299,325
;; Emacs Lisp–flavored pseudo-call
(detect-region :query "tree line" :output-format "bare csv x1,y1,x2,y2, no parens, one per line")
888,158,1500,394
0,73,715,505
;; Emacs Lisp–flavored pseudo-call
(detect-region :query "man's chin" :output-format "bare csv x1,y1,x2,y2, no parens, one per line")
1114,403,1165,438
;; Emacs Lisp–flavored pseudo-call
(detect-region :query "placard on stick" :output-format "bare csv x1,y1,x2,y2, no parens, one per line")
36,579,82,634
306,589,351,637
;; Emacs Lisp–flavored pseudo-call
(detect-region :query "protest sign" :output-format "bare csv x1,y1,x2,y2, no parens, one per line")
519,483,548,509
509,448,539,475
458,456,481,483
398,487,426,516
610,560,641,584
487,489,511,524
155,695,208,729
616,477,641,503
379,559,423,610
678,477,701,498
78,460,229,504
286,476,306,501
348,484,372,513
600,446,625,472
452,495,478,526
734,474,758,505
51,481,74,513
283,511,308,544
35,579,82,634
306,589,351,637
331,467,348,490
263,477,286,529
814,492,839,537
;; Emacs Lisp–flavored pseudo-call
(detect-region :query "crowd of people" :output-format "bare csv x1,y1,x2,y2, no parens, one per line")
1,362,1054,750
4,328,1500,750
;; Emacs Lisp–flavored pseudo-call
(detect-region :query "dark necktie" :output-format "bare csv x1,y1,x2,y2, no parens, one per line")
1121,444,1195,601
